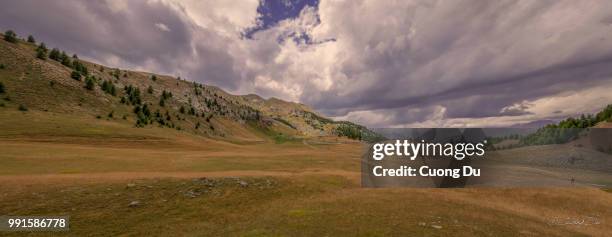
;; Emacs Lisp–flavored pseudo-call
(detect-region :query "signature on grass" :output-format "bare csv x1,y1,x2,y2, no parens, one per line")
548,216,601,226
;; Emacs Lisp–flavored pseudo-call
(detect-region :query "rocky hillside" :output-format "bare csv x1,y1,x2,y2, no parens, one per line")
0,31,376,142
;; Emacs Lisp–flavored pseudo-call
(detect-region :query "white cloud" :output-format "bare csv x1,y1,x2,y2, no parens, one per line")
155,22,171,32
5,0,612,128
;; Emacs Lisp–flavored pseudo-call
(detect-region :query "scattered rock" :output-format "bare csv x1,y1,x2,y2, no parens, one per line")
128,201,141,207
193,177,217,187
126,183,136,188
431,225,442,229
184,190,201,198
418,222,426,227
238,180,249,187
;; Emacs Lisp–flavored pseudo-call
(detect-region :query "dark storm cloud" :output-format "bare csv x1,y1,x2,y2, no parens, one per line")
2,0,612,127
0,0,244,90
304,0,612,126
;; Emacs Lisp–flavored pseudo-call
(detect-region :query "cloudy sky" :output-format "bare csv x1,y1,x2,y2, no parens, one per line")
2,0,612,128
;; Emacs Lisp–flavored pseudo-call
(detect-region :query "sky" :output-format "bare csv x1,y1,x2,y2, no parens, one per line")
2,0,612,128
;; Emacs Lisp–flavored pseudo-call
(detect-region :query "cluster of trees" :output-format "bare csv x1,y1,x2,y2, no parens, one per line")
333,122,384,142
3,30,17,43
101,80,116,95
4,30,35,44
84,76,95,90
49,48,75,67
520,104,612,145
335,124,363,140
133,104,152,127
159,90,172,107
71,60,89,79
194,82,203,95
36,43,48,60
121,85,142,105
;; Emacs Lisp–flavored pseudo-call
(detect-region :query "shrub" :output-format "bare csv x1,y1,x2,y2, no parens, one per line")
36,49,47,60
151,75,157,81
4,30,17,43
0,82,4,93
27,35,35,43
84,76,95,90
0,64,5,69
113,69,120,79
179,105,185,114
71,70,81,80
36,43,48,60
49,48,61,61
73,60,88,76
161,90,172,99
134,104,152,127
159,98,165,107
61,52,72,67
108,111,114,118
124,85,142,105
18,104,28,111
101,80,116,96
147,85,153,94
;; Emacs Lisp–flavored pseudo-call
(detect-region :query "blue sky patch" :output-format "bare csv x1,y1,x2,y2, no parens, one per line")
243,0,319,39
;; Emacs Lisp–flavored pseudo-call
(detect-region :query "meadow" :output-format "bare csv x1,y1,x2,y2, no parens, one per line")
0,110,611,236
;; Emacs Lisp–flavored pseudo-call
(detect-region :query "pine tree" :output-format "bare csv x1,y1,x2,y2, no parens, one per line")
49,48,61,61
3,30,17,43
85,76,95,90
36,43,48,60
71,70,81,80
27,35,35,43
61,56,72,67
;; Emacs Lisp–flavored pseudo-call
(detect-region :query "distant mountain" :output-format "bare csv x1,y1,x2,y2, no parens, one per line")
510,119,557,129
0,31,377,142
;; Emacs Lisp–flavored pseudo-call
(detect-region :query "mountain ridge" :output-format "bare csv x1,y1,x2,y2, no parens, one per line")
0,31,376,142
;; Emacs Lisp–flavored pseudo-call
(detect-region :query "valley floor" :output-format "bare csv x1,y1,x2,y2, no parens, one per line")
0,111,611,236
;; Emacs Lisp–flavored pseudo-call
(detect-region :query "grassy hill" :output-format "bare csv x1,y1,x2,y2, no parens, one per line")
0,31,376,143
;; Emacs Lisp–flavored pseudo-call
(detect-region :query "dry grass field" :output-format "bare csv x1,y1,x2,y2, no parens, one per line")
1,35,611,236
1,110,611,236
